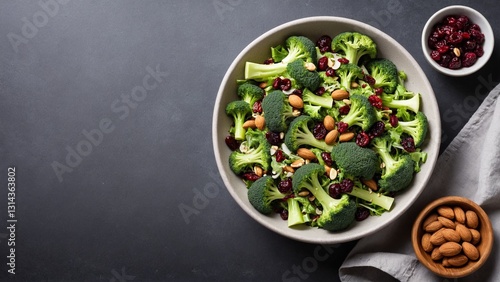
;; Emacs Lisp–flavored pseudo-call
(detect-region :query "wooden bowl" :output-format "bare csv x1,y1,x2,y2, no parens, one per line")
412,196,494,278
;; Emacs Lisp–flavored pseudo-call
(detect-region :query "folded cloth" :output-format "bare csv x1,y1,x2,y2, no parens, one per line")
339,84,500,282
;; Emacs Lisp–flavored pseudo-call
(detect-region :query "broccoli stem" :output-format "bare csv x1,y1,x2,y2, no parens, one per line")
245,62,287,80
348,186,394,210
287,198,305,227
234,116,246,141
301,177,339,212
296,131,333,152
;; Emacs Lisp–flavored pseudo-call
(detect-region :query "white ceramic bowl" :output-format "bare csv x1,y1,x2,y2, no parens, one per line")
421,5,494,76
213,16,441,244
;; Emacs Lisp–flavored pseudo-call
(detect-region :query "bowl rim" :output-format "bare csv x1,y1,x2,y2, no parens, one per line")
421,5,494,77
411,196,494,278
213,16,441,244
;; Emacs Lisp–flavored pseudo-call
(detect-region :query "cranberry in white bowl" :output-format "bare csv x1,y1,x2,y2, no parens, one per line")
422,5,493,76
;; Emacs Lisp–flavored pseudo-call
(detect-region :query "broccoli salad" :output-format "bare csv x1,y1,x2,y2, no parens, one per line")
224,32,428,232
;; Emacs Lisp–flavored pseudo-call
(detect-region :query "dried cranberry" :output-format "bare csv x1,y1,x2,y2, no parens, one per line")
315,87,326,96
374,87,384,96
464,40,476,50
457,15,470,28
252,101,262,113
265,131,281,145
389,114,398,127
337,121,349,133
447,32,463,44
368,121,385,138
462,52,477,67
318,57,329,71
292,89,303,97
355,207,370,221
368,95,383,109
430,50,441,61
340,179,354,193
339,105,350,115
280,78,292,91
280,208,288,220
428,36,438,49
316,35,332,53
475,45,484,57
321,152,333,167
446,16,457,27
272,77,282,90
401,136,416,152
437,45,450,54
275,149,286,162
328,183,342,199
241,172,260,181
225,135,240,151
278,178,293,193
338,58,349,64
313,123,327,140
448,57,462,69
325,68,335,77
469,23,481,32
263,58,274,65
364,74,376,86
439,54,452,67
355,131,371,147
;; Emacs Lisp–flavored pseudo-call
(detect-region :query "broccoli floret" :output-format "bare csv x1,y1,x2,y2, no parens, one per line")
286,60,322,90
245,36,317,81
372,136,416,193
292,163,356,231
284,115,334,152
336,63,364,91
247,176,285,214
271,45,289,62
237,82,264,106
302,88,333,109
365,58,399,94
229,129,271,175
319,71,341,92
397,112,428,147
340,94,377,130
331,142,379,179
303,104,323,121
381,92,420,113
261,90,296,132
225,100,252,140
331,32,377,65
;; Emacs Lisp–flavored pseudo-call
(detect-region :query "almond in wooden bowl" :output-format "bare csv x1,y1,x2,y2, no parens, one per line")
412,196,493,278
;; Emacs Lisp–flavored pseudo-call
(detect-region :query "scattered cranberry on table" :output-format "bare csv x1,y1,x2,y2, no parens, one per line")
428,15,485,69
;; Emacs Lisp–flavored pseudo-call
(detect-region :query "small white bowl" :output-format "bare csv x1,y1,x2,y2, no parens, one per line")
422,5,494,76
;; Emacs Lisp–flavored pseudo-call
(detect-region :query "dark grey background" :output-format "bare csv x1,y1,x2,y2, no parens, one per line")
0,0,498,281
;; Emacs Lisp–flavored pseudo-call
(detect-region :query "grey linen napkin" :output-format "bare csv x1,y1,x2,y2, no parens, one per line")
339,84,500,282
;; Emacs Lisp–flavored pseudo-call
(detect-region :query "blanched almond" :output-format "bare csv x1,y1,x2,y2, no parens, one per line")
288,94,304,109
331,89,349,100
297,148,316,160
323,115,335,131
325,130,339,145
